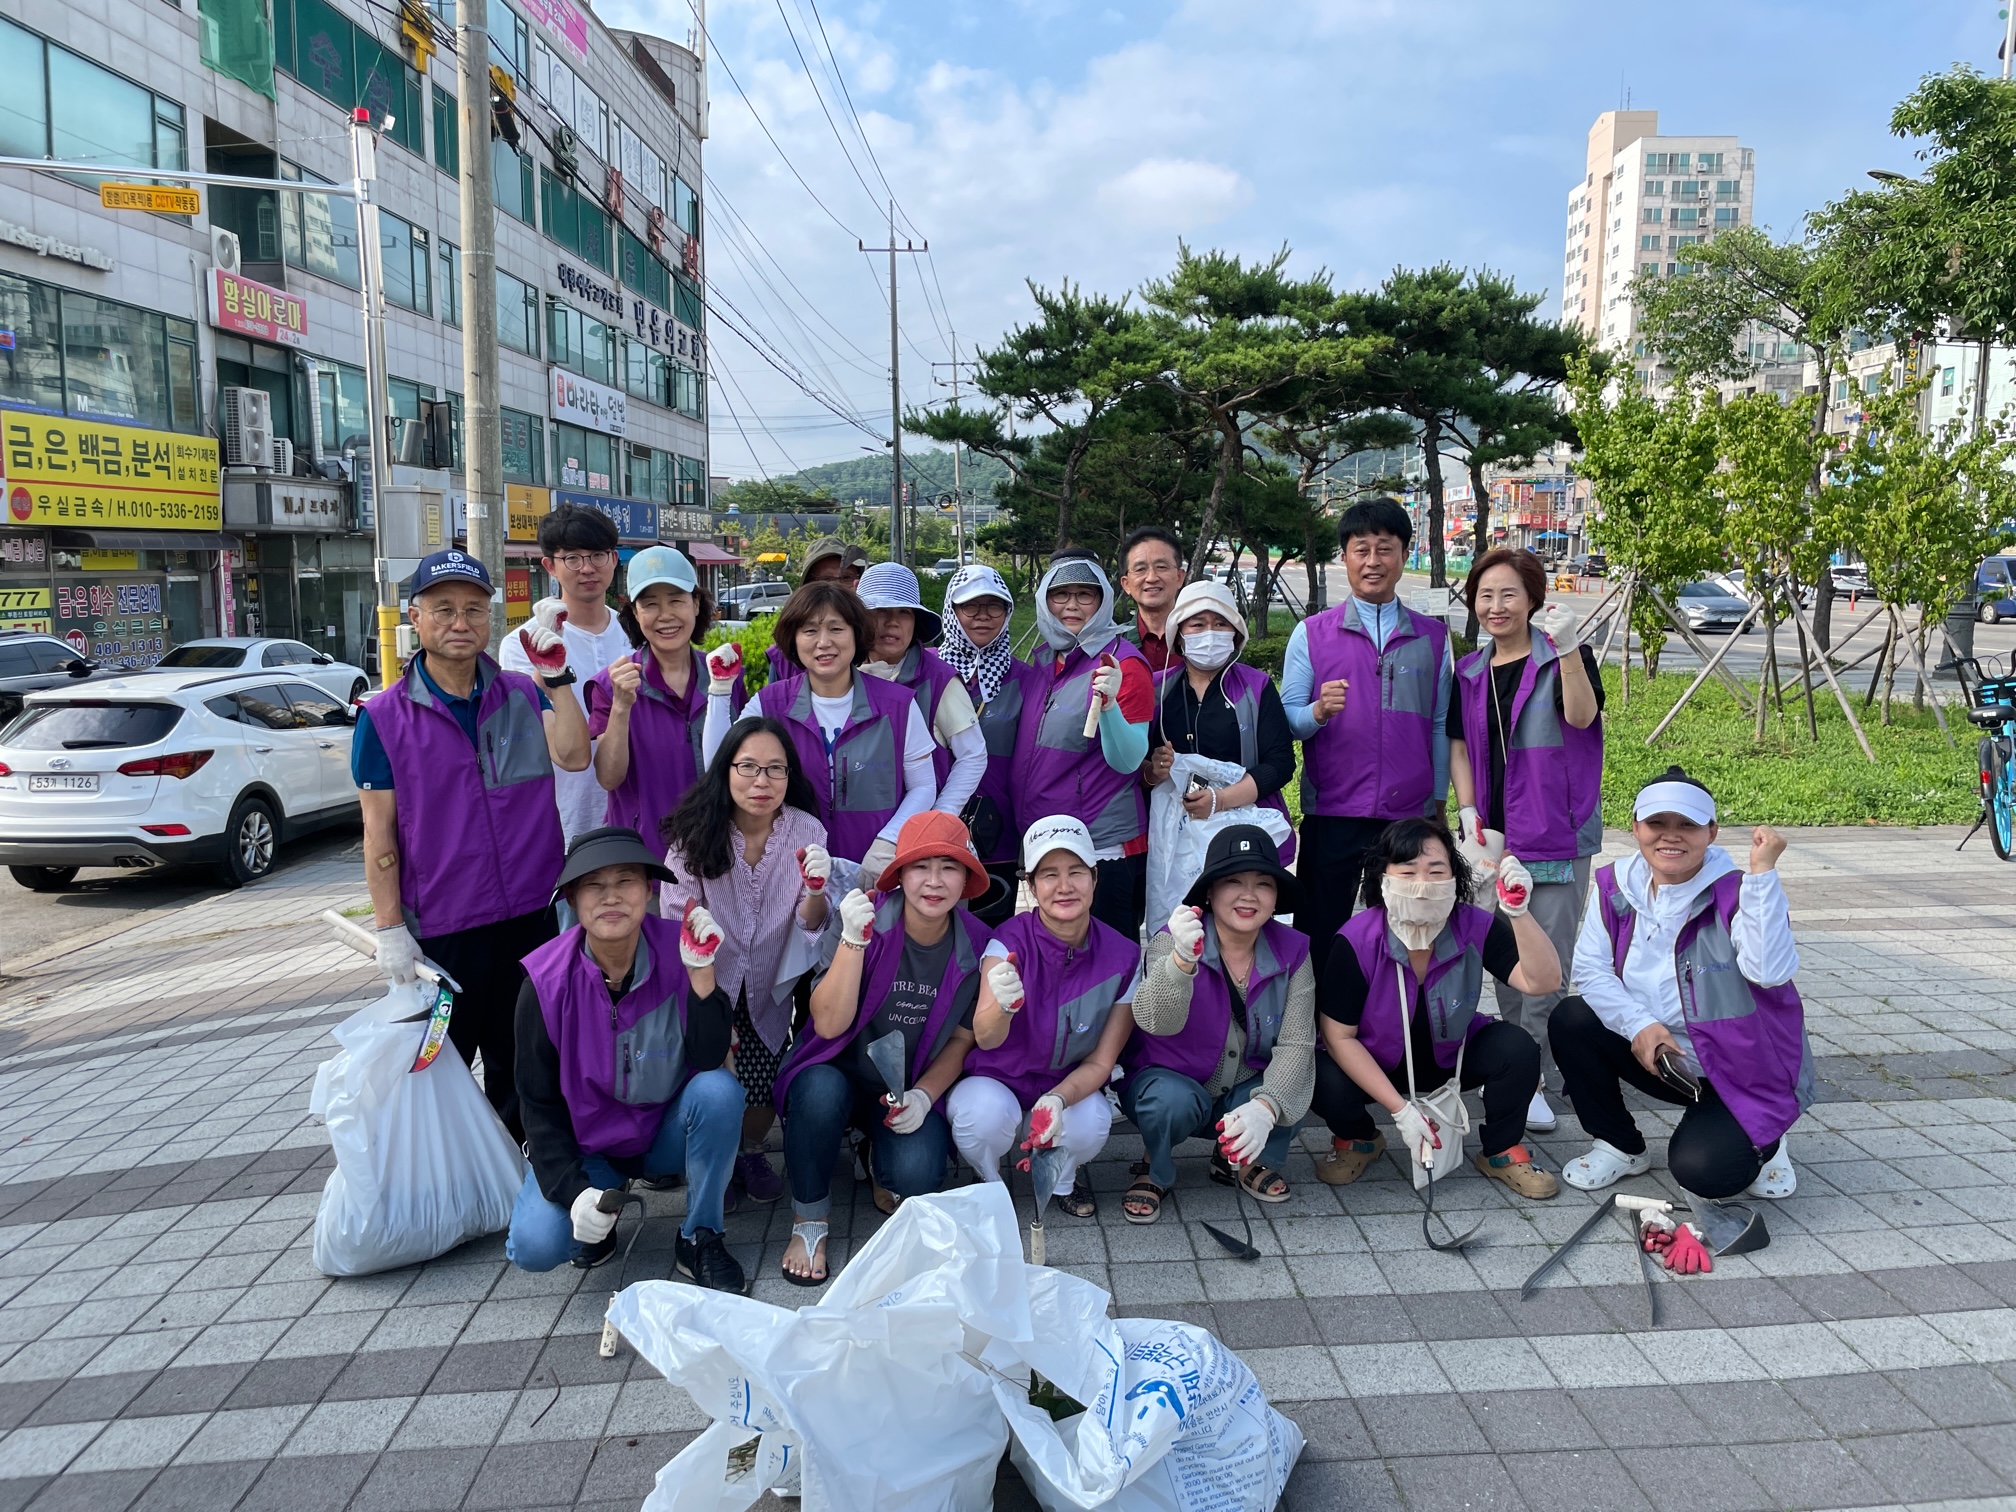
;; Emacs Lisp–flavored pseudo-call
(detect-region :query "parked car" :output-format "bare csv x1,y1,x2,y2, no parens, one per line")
1567,553,1609,579
0,633,115,722
1830,564,1873,599
151,638,370,705
921,558,964,576
719,581,793,619
0,669,361,891
1676,579,1754,634
1977,557,2016,622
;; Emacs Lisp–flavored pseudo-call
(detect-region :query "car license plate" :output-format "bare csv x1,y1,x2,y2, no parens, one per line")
27,773,99,792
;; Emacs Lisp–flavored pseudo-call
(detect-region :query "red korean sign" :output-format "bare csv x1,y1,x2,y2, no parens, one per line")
209,269,308,348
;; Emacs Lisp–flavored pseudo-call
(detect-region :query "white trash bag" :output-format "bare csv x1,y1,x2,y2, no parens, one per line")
1146,753,1295,930
308,980,525,1277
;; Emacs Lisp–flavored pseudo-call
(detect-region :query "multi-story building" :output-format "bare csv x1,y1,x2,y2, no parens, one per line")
0,0,720,672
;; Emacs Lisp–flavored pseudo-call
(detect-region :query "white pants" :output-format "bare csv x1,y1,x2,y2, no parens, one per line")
946,1076,1112,1197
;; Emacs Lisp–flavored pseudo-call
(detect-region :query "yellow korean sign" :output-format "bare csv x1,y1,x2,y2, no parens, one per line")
99,182,201,215
79,549,140,571
507,483,551,542
0,585,52,633
1,415,221,530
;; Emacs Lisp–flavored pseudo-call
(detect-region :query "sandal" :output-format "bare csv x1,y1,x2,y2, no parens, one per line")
1315,1135,1385,1186
1210,1151,1290,1203
871,1181,901,1217
781,1221,829,1287
1122,1175,1167,1224
1053,1174,1096,1219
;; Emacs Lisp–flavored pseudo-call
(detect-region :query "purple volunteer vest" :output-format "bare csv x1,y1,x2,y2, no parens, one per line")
1339,903,1495,1071
965,909,1139,1106
1455,633,1602,862
770,892,990,1111
961,657,1035,864
587,648,746,858
1125,917,1309,1082
365,653,564,937
521,914,700,1156
1153,661,1296,865
766,642,789,685
1298,600,1448,821
757,671,916,861
885,644,961,786
1013,634,1150,852
1594,865,1813,1148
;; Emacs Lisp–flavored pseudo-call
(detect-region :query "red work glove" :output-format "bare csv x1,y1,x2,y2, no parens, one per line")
706,641,743,695
1662,1223,1714,1275
678,899,722,969
518,598,569,674
796,843,831,892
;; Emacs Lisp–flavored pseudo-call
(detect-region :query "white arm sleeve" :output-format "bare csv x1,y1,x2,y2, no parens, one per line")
877,705,939,842
931,679,980,741
934,720,988,816
700,689,736,768
1571,889,1663,1042
1729,870,1800,988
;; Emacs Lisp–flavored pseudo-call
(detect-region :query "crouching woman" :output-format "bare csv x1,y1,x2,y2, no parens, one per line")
508,826,748,1293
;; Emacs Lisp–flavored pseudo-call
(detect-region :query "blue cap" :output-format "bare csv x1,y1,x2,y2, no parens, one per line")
410,548,493,595
626,545,697,597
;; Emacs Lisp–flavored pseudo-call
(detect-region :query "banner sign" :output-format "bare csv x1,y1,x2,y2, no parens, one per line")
555,488,655,543
209,269,308,347
549,368,627,437
507,483,551,542
2,414,221,529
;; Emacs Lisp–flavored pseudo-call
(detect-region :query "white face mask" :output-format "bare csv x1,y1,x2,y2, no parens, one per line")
1383,875,1457,951
1184,630,1237,671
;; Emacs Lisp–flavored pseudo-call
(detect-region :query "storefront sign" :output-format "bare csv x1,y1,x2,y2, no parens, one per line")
0,219,113,271
557,260,622,315
507,483,551,542
219,548,237,636
521,0,589,61
549,369,626,437
555,488,655,543
621,299,707,370
0,535,47,568
661,507,713,536
210,269,308,347
505,566,532,627
79,549,139,571
55,578,168,668
0,584,51,633
1,415,221,530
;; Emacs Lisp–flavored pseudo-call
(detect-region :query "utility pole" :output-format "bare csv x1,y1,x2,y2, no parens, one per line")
861,203,924,566
933,335,979,566
350,109,398,688
458,0,505,649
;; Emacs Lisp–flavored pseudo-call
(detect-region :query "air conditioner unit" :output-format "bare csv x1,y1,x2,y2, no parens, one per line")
211,227,241,276
269,437,294,475
221,386,273,469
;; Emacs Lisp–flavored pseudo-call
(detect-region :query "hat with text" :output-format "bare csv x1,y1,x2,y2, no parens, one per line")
1021,814,1099,873
408,548,493,596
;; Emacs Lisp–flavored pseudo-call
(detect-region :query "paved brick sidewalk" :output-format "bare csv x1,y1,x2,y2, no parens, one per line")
1,829,2014,1510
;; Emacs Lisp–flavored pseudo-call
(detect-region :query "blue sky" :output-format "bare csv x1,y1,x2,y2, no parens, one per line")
600,0,2010,479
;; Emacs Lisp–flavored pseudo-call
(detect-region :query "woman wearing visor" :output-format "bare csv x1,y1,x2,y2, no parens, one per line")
937,564,1037,925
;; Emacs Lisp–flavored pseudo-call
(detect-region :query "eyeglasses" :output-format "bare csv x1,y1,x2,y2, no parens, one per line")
551,550,615,570
731,760,790,782
423,605,493,626
1049,587,1101,607
955,600,1007,620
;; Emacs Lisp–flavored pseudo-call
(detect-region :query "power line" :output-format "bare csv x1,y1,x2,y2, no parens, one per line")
768,0,885,218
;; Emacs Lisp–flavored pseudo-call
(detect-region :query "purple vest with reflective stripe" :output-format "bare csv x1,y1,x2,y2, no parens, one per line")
1298,601,1447,821
770,893,989,1111
965,909,1139,1106
889,645,961,786
1012,634,1149,852
1455,634,1602,861
962,658,1036,864
1153,661,1296,865
766,643,789,685
365,654,563,937
1340,903,1494,1071
1594,865,1812,1148
1124,917,1309,1082
757,671,915,861
522,914,696,1156
589,649,745,858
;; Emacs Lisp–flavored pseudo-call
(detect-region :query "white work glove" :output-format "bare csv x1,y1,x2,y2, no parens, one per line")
986,951,1025,1013
1393,1104,1444,1168
1028,1093,1065,1148
376,923,419,985
1455,820,1505,897
1167,904,1205,971
1089,653,1124,712
1494,855,1533,917
858,835,898,892
838,888,876,949
885,1086,932,1134
705,641,743,696
1217,1099,1276,1167
796,843,831,892
518,597,570,675
570,1187,618,1244
679,900,723,971
1532,602,1583,651
1457,806,1480,845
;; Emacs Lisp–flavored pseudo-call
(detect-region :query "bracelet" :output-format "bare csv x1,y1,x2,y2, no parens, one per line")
1208,789,1219,818
841,937,867,951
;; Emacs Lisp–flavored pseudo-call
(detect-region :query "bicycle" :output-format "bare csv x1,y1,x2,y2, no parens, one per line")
1957,655,2016,860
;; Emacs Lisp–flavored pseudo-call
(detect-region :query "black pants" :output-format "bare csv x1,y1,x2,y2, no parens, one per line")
1296,815,1389,975
422,905,557,1143
1092,854,1147,940
1311,1019,1540,1158
1549,995,1776,1200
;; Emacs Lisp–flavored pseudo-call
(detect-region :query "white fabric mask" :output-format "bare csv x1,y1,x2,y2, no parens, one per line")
1383,875,1458,951
1184,630,1237,671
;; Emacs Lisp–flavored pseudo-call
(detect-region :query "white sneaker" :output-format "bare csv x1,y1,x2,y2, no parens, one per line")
1746,1139,1796,1199
1526,1090,1558,1132
1561,1139,1652,1191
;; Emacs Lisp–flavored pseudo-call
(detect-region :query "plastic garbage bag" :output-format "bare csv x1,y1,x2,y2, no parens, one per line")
1146,753,1294,930
308,981,525,1277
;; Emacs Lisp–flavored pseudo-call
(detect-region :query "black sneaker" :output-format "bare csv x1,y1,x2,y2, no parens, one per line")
571,1231,619,1269
675,1227,749,1294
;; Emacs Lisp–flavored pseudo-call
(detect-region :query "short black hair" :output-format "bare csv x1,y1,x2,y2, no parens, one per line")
1337,497,1412,552
773,580,875,669
538,502,620,557
1119,526,1182,572
1360,816,1475,912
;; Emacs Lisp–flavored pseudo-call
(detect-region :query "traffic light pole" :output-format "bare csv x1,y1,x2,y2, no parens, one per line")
349,111,399,689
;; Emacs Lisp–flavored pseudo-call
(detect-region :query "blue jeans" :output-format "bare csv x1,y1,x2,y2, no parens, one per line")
782,1060,950,1219
505,1067,744,1271
1120,1065,1299,1189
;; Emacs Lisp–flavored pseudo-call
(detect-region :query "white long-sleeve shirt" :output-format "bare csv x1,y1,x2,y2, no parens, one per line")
859,658,989,817
1571,846,1799,1074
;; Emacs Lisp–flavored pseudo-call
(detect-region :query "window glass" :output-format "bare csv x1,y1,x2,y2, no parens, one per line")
62,293,171,428
282,160,361,288
494,140,532,221
554,422,612,491
439,241,461,326
260,644,293,667
0,644,37,677
0,18,44,158
283,682,345,726
380,213,430,314
673,176,697,236
0,274,65,415
166,645,249,669
432,83,458,177
26,641,75,673
4,702,183,749
501,407,544,483
498,270,538,355
48,45,152,168
316,360,368,449
232,685,301,729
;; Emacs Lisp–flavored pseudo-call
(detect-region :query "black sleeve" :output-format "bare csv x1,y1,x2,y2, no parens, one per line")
1445,680,1468,741
685,985,734,1072
1247,680,1298,800
515,979,591,1209
1481,914,1522,983
1318,938,1372,1027
1554,645,1606,716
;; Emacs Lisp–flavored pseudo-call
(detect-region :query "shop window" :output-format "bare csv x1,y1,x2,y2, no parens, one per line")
281,159,361,288
497,269,539,356
271,0,424,155
501,406,545,484
380,213,431,315
0,272,201,432
554,421,612,492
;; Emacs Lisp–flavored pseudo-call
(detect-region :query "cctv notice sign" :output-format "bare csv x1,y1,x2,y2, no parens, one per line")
99,182,201,216
2,414,222,530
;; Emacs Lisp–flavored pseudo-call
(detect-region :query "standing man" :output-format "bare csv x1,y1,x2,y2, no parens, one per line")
1280,498,1452,974
1117,526,1184,675
500,503,636,844
353,549,591,1138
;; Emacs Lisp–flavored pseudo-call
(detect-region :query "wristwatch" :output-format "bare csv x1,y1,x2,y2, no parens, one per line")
540,668,577,688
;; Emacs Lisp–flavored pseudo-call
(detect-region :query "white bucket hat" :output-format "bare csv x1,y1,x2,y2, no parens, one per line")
1169,579,1248,657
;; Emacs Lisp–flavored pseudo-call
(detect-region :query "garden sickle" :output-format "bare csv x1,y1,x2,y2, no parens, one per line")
1521,1192,1672,1300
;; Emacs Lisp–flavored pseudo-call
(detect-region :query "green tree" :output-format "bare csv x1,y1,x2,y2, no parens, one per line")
1255,391,1413,614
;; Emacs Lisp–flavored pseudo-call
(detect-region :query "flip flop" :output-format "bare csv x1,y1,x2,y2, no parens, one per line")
781,1221,829,1287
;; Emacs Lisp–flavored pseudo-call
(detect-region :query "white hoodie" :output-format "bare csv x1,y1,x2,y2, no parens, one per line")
1570,845,1799,1073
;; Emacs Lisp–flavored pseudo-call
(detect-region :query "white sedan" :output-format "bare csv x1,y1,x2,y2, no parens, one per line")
151,638,372,705
0,668,361,891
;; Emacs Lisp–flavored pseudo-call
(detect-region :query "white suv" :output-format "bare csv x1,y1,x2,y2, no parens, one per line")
0,669,362,890
720,581,793,619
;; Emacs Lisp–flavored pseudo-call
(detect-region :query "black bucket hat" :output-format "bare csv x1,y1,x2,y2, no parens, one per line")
551,825,675,900
1183,824,1302,915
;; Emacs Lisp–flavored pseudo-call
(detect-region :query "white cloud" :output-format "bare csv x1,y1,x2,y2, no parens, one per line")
1100,158,1252,231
